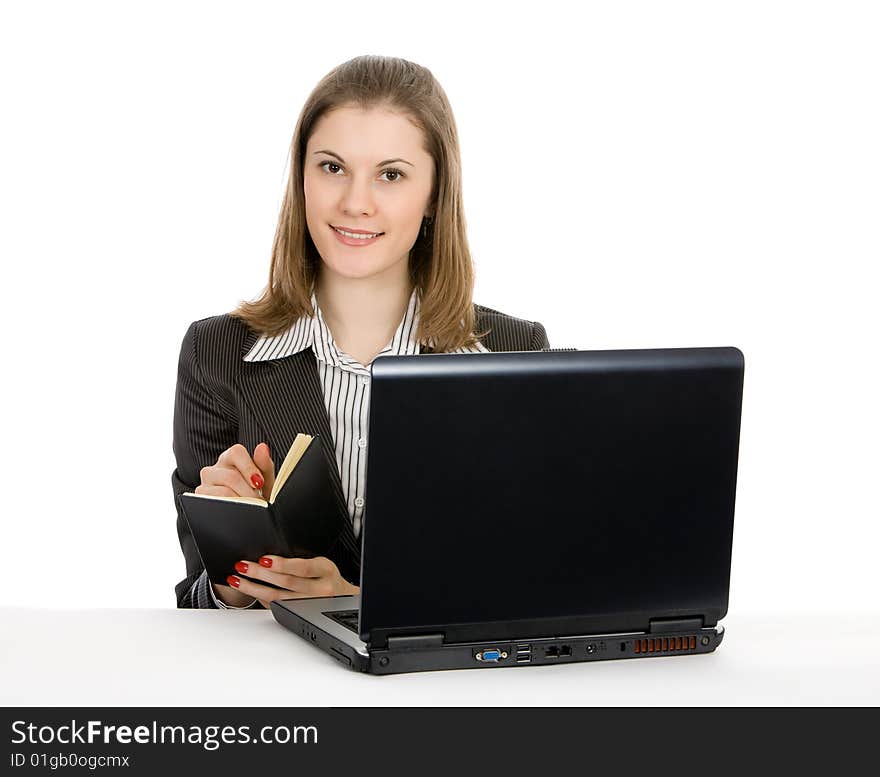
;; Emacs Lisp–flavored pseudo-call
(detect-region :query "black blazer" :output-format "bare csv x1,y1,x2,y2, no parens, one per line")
172,304,550,607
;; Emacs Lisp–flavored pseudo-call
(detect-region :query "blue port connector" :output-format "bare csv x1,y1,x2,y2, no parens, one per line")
480,649,501,662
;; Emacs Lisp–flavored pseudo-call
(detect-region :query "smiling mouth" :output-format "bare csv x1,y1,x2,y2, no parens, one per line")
331,225,385,239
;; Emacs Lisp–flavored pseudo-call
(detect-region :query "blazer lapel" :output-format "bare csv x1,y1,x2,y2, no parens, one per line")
234,346,357,562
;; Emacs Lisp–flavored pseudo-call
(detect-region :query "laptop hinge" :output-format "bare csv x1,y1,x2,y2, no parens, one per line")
386,633,444,650
649,616,704,633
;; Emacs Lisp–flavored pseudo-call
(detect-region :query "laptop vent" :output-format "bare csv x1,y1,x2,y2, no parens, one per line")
634,636,697,654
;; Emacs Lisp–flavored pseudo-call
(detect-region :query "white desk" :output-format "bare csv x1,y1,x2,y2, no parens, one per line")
1,608,877,706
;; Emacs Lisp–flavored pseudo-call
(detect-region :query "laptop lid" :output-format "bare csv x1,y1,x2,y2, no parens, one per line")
359,347,744,648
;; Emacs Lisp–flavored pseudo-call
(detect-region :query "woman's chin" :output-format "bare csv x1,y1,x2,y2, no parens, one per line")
320,252,406,282
324,263,386,281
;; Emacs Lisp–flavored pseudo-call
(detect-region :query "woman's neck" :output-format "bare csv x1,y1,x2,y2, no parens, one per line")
315,272,414,359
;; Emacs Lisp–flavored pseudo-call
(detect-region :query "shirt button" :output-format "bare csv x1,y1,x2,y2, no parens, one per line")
361,377,369,385
358,438,367,448
355,497,364,508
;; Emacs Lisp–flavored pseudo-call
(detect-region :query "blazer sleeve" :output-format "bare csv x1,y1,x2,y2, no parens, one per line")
530,320,550,350
172,320,250,608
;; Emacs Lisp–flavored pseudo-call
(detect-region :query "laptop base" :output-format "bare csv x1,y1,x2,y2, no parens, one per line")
271,598,724,675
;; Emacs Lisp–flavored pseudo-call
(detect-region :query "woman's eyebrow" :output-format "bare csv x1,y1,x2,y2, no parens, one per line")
313,149,414,167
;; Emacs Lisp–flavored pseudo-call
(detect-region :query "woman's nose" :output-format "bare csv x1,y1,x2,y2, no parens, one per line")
339,176,377,215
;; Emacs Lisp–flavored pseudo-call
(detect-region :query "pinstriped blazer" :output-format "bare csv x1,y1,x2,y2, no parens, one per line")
172,303,550,607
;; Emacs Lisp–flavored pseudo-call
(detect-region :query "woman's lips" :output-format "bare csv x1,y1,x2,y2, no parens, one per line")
330,224,384,247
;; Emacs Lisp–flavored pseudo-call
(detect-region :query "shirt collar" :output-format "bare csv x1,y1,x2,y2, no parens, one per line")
243,287,488,367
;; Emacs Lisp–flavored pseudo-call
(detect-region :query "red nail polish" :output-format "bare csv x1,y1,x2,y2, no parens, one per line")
234,561,248,575
227,575,240,588
259,557,273,568
251,473,264,489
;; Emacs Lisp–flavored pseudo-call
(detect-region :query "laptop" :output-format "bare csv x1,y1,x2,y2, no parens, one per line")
271,346,744,674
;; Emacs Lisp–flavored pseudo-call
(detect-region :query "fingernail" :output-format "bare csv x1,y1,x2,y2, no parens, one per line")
234,561,248,575
259,557,273,568
227,575,241,588
251,473,264,489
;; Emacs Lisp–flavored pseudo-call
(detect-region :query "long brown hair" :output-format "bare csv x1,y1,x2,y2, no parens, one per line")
231,55,489,351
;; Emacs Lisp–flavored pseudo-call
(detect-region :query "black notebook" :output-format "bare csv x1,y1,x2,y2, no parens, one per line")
179,433,344,589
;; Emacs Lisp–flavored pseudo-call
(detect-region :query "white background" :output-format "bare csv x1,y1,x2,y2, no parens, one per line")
0,0,877,620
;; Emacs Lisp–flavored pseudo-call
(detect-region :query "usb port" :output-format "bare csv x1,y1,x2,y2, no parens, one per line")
516,654,531,663
516,644,531,654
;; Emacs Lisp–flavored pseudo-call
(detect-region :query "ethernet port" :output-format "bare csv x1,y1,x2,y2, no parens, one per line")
560,645,572,657
545,645,560,658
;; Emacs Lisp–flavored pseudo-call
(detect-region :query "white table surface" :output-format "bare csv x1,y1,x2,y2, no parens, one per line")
1,607,878,706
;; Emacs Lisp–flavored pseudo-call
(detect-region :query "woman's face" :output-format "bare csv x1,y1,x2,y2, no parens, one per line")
304,105,435,283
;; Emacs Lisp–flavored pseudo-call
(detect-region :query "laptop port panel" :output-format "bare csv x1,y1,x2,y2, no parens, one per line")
366,630,722,674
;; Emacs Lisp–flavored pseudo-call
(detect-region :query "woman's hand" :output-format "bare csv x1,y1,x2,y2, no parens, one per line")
196,442,276,607
195,442,275,500
227,555,360,609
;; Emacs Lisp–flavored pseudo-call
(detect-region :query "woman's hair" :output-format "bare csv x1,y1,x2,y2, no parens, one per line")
231,54,489,351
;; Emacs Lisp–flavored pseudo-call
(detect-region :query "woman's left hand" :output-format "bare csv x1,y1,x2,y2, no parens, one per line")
226,555,359,609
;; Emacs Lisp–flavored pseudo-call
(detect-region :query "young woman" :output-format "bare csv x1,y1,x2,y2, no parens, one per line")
172,55,550,610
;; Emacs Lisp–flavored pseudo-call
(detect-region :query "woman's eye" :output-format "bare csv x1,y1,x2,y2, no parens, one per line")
319,162,404,182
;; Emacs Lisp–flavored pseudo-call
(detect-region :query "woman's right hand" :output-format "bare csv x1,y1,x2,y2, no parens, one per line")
196,442,275,500
196,442,275,607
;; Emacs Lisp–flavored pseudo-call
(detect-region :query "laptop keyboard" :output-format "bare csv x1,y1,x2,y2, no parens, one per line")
324,608,359,633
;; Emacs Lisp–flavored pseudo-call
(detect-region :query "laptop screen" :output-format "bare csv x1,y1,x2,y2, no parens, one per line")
359,347,743,645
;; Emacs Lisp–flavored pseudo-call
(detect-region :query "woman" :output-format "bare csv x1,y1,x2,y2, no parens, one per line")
173,55,550,610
